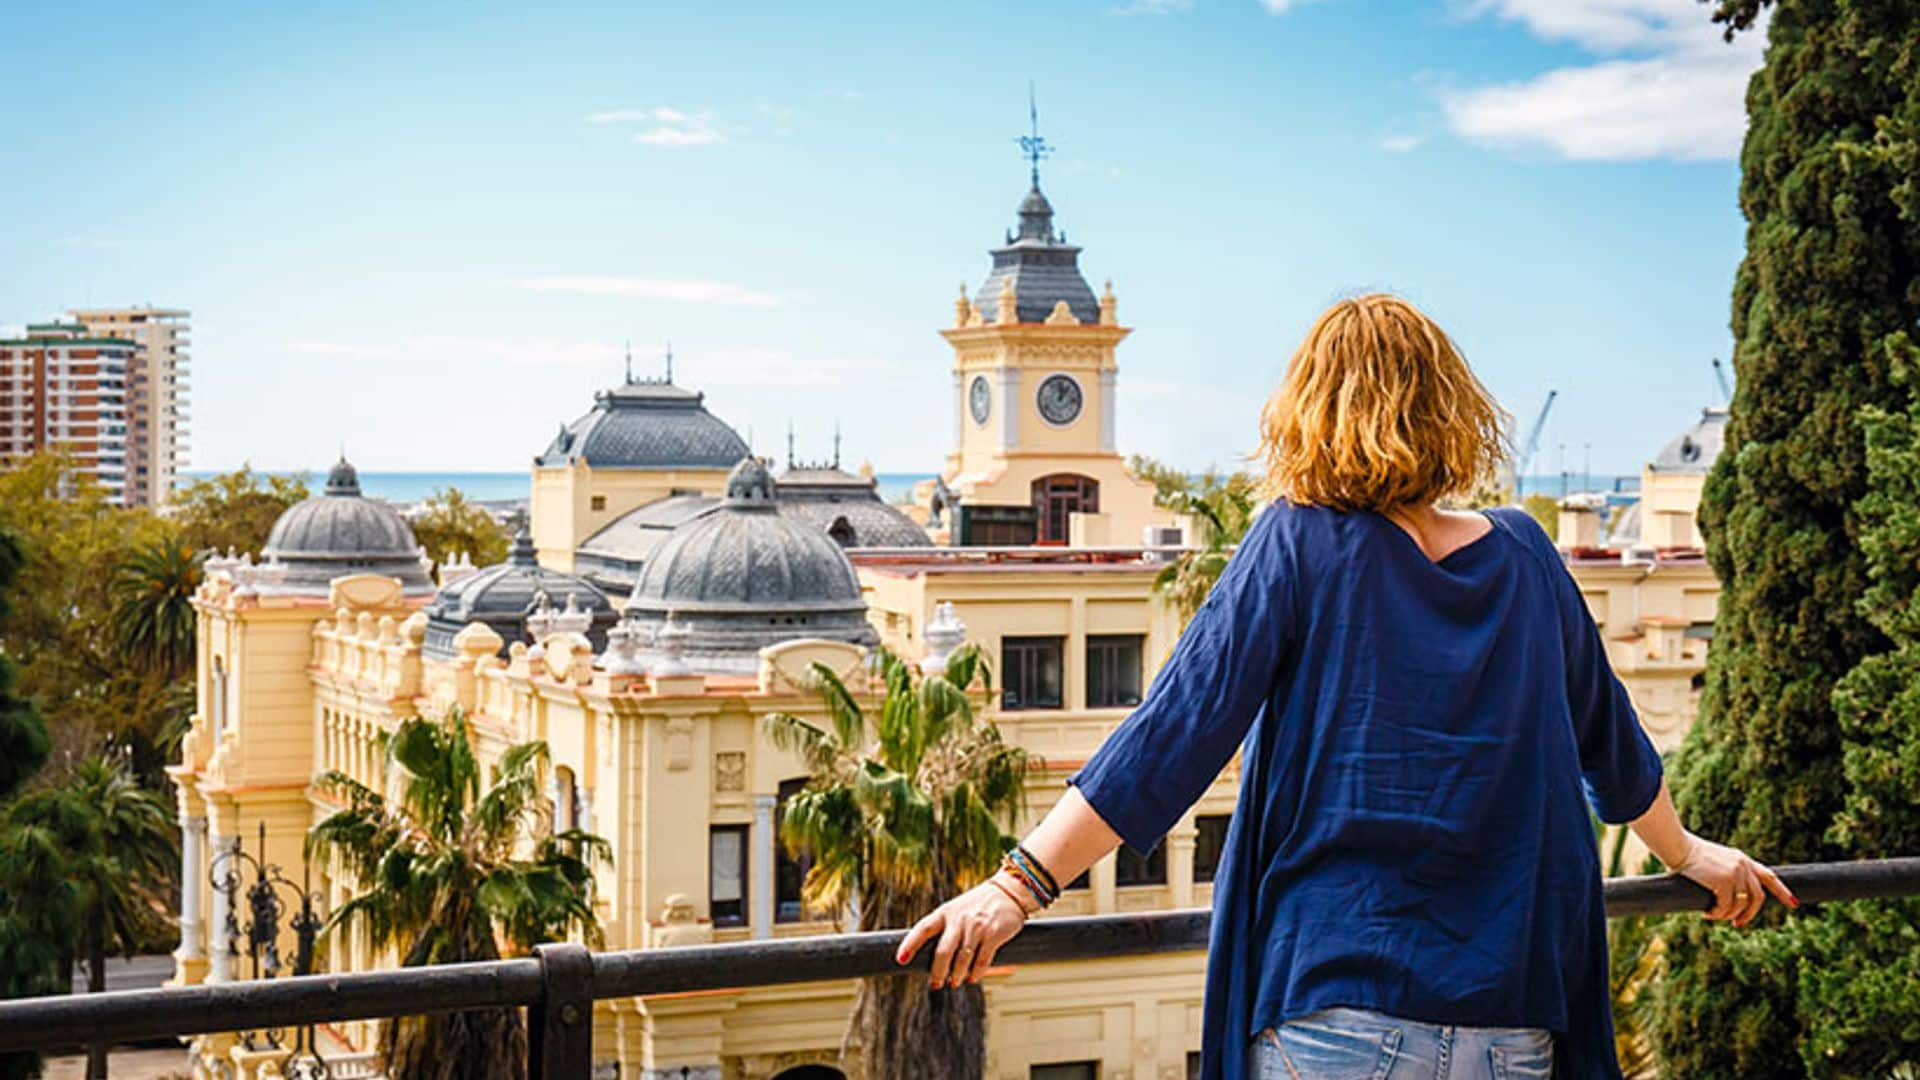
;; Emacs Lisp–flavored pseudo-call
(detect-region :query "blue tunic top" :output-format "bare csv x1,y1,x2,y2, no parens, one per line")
1069,502,1663,1080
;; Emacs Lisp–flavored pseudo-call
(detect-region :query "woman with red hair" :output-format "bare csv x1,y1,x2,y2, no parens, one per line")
899,294,1792,1079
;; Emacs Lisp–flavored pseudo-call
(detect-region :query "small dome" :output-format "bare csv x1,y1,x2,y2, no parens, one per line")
1650,406,1728,475
538,378,749,470
622,457,877,673
973,182,1099,325
421,529,617,659
259,457,433,595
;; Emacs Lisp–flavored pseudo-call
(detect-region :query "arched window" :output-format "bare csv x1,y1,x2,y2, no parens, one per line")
775,777,816,923
827,515,856,547
772,1068,847,1080
211,658,229,741
554,765,579,833
1030,474,1099,545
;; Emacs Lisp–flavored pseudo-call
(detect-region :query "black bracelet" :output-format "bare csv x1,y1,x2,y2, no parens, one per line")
1015,842,1060,896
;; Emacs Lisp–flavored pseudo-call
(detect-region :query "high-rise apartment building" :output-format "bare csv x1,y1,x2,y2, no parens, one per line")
0,322,136,503
68,306,189,506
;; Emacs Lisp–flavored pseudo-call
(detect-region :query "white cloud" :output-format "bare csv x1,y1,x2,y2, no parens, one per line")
280,341,394,357
589,106,724,147
1378,134,1425,153
1442,0,1764,162
516,276,783,309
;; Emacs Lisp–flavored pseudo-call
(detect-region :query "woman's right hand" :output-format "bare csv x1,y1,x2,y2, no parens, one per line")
1673,833,1798,926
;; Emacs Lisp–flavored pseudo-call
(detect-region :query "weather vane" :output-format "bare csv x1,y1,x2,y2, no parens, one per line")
1016,81,1052,189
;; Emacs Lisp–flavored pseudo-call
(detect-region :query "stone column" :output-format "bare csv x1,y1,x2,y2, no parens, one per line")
952,371,964,448
751,794,776,939
208,833,237,981
177,815,207,959
996,369,1020,452
1100,369,1117,453
1091,851,1117,915
1167,820,1198,909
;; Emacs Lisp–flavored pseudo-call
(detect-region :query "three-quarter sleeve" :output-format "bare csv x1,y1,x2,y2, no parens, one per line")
1068,504,1296,853
1539,525,1665,824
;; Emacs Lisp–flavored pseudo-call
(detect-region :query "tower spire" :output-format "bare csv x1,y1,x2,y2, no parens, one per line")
786,420,796,470
833,421,842,469
664,340,674,383
624,340,633,385
1017,81,1052,192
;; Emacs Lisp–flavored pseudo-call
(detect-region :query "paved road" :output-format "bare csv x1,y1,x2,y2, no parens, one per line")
67,954,177,994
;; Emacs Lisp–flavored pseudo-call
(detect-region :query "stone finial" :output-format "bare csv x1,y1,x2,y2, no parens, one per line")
334,606,354,636
355,611,377,641
954,282,973,328
453,621,505,660
996,276,1018,326
1099,279,1118,326
600,616,648,677
1044,299,1080,326
402,610,429,645
525,590,555,644
376,615,399,646
552,592,592,636
921,601,968,674
649,612,693,679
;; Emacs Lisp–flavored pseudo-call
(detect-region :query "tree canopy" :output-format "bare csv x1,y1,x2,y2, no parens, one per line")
171,464,310,556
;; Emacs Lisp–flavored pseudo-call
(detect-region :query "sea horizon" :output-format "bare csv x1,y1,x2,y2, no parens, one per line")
181,469,941,506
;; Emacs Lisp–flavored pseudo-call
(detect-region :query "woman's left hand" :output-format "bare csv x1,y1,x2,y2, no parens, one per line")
895,875,1031,989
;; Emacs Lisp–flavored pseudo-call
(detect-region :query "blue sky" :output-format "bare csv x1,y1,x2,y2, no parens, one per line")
0,1,1763,477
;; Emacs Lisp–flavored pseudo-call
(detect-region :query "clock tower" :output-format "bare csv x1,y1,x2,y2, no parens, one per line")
930,122,1166,547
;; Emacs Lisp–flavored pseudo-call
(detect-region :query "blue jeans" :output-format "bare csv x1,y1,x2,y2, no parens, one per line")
1249,1006,1554,1079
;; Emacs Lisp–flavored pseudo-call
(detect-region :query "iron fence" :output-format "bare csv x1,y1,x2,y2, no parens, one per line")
2,857,1918,1078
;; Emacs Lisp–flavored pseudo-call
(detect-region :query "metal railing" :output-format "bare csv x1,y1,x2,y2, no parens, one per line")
2,857,1918,1078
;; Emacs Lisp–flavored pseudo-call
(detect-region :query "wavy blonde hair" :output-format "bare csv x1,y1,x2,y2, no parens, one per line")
1257,294,1509,511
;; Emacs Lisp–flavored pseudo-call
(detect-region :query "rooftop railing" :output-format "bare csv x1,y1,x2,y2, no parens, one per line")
2,857,1917,1078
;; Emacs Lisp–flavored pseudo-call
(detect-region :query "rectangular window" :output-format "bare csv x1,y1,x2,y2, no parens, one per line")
1194,814,1231,883
1032,1064,1097,1080
775,778,814,924
590,494,607,511
709,825,748,927
1002,636,1064,710
1115,838,1167,887
1187,1051,1201,1080
1086,634,1144,709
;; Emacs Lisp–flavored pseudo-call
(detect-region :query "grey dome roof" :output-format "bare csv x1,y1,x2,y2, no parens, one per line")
1649,406,1728,475
422,530,617,659
538,378,749,470
972,182,1099,325
572,464,929,593
620,458,877,673
260,458,433,595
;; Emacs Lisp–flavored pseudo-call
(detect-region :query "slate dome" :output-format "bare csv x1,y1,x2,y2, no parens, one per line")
538,378,749,470
260,457,434,595
620,457,877,673
1649,406,1728,475
421,530,618,659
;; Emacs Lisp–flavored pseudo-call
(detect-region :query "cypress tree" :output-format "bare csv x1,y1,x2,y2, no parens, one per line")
1651,2,1920,1075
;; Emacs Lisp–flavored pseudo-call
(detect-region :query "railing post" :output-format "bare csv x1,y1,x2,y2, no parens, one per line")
529,942,594,1080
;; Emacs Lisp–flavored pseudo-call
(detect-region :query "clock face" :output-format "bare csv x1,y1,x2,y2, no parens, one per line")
969,375,991,425
1036,374,1083,426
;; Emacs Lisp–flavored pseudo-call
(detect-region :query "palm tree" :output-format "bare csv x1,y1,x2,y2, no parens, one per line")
1153,469,1259,624
763,645,1030,1080
309,708,609,1080
0,756,175,1080
112,531,201,683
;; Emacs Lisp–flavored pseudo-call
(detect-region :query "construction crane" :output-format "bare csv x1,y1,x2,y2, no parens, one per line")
1711,357,1733,405
1512,390,1558,502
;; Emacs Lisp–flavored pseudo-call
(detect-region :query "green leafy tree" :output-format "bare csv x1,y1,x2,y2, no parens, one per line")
1649,2,1920,1075
0,454,180,780
171,464,310,556
0,757,174,1080
1151,467,1259,625
410,488,508,572
0,527,51,1080
763,646,1029,1080
310,709,609,1080
112,532,201,683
